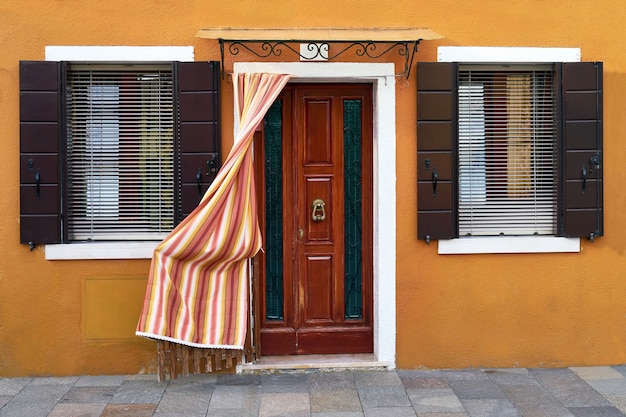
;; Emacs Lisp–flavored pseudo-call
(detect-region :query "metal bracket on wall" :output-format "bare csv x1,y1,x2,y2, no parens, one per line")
218,39,422,79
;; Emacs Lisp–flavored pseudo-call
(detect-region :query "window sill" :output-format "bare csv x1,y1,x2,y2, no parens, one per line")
437,236,580,255
45,242,159,260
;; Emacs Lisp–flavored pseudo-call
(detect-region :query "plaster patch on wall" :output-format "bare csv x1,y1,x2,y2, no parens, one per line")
83,277,147,340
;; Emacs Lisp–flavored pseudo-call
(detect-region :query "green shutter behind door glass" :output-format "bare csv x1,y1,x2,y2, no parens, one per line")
344,99,363,320
264,100,283,320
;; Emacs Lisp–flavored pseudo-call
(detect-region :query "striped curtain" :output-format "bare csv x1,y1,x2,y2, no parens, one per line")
137,73,290,349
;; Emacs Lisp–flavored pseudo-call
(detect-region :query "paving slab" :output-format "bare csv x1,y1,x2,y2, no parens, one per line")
262,373,309,393
0,397,10,409
218,373,262,385
358,385,412,408
485,369,539,387
408,388,466,414
259,392,311,417
47,402,106,417
571,366,625,380
363,407,417,416
311,389,361,412
353,370,403,387
441,370,491,381
155,390,211,414
101,403,158,417
60,386,117,403
30,376,79,385
0,398,57,417
614,366,626,377
109,380,168,404
530,368,611,407
308,371,356,392
0,381,72,417
208,385,261,410
401,376,449,389
448,380,505,400
499,385,575,417
588,379,626,396
397,369,445,379
206,408,259,417
0,378,30,395
75,375,127,387
460,398,521,417
607,394,626,413
568,406,625,417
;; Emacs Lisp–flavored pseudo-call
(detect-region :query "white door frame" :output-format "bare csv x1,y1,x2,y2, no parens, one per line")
234,62,397,368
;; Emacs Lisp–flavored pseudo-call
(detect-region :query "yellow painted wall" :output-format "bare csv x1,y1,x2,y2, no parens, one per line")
1,0,626,376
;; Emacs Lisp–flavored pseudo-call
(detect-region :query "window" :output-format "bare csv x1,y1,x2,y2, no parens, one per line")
19,60,221,246
66,65,175,240
458,67,556,236
417,60,603,246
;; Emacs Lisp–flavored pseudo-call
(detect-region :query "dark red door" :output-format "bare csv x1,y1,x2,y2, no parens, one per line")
256,84,373,355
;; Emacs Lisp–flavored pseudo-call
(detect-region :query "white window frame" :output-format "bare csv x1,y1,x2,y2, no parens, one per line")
44,46,194,260
437,46,581,255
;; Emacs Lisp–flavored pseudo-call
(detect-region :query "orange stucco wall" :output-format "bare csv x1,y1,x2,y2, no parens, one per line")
1,0,626,376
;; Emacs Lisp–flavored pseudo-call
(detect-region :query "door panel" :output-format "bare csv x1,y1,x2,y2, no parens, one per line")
257,84,373,355
304,255,334,323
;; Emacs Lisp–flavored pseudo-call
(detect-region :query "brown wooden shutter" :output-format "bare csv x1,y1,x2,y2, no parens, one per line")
560,62,603,240
175,61,222,223
19,61,63,246
417,62,458,242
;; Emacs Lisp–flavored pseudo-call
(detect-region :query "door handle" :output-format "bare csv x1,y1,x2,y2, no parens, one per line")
311,198,326,222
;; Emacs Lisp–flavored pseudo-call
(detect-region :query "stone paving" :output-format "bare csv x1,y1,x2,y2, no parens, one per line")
1,366,626,416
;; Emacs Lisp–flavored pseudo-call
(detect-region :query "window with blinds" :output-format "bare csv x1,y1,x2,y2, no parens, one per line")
66,65,174,240
458,67,557,236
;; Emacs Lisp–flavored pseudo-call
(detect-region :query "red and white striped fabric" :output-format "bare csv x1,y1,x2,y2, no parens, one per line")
137,73,290,349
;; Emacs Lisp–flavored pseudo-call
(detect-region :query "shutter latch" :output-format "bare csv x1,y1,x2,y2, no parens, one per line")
589,155,600,172
207,153,219,175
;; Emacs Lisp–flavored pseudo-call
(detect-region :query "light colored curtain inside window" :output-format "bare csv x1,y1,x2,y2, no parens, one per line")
506,74,532,197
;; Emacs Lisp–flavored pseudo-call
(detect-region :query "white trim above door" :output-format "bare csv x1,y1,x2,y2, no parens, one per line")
234,62,397,368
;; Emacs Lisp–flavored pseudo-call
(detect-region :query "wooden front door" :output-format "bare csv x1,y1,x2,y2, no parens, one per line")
254,84,373,355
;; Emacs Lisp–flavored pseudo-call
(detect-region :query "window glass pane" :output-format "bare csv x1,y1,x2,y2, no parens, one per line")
66,66,174,240
85,84,120,217
458,69,556,236
344,99,363,320
264,100,284,321
459,84,486,203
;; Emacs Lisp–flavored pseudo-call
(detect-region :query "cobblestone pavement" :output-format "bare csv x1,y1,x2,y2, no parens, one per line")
2,366,626,416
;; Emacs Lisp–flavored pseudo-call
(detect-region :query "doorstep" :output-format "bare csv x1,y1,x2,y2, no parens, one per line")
241,353,390,373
